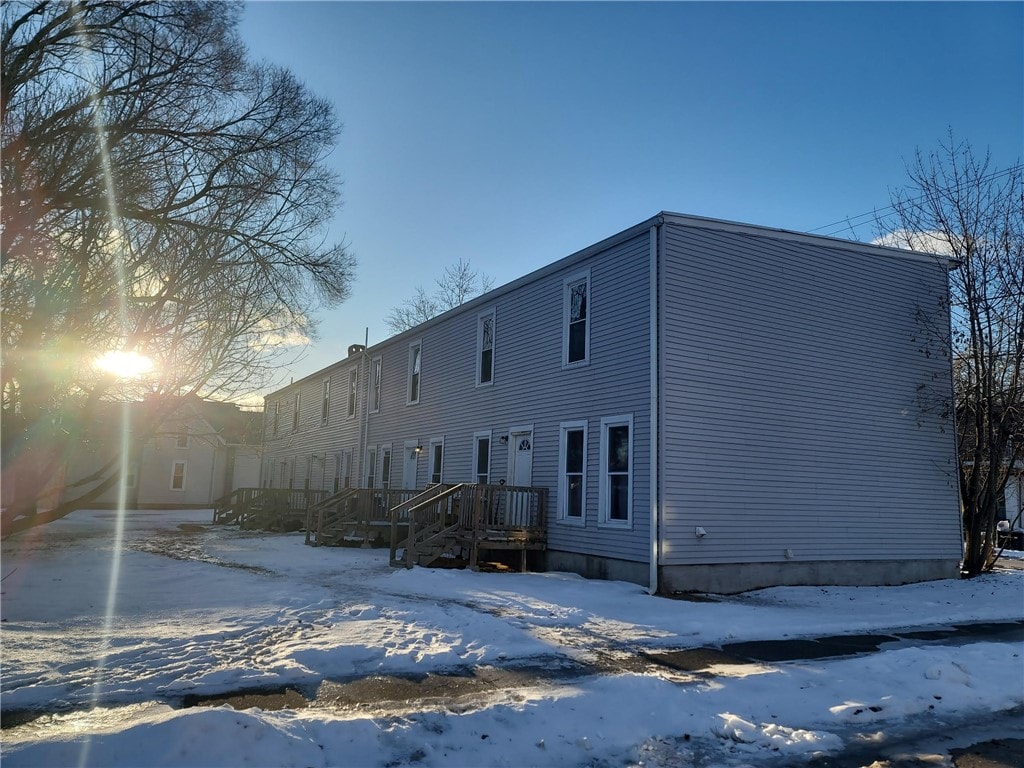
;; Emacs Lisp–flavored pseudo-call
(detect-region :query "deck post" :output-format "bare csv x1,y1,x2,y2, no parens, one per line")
405,510,416,569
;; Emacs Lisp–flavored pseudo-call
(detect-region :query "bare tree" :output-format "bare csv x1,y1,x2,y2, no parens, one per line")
877,133,1023,576
1,1,355,535
385,259,494,334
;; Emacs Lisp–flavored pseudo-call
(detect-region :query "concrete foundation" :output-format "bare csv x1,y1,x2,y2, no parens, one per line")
658,559,962,595
544,549,650,587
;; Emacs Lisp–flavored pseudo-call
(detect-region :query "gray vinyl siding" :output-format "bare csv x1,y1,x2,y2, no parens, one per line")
658,223,962,565
263,230,654,564
263,361,364,490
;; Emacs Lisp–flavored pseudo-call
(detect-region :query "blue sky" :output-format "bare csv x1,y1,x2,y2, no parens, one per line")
240,1,1023,390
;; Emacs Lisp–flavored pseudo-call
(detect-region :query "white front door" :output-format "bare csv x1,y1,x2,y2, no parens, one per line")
510,432,533,487
403,441,419,490
507,429,533,524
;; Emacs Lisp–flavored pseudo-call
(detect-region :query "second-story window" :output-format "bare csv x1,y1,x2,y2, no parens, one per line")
176,424,189,449
370,356,382,413
321,378,330,425
408,341,422,405
564,271,590,366
292,391,300,431
273,401,280,436
348,368,358,417
477,310,495,385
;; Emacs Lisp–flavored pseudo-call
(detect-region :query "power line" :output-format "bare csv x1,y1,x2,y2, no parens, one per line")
809,164,1023,239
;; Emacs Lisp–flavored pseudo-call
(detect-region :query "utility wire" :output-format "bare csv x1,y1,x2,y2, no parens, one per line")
809,164,1023,239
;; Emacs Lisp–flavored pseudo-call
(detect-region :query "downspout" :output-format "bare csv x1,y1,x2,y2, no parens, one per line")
648,223,661,595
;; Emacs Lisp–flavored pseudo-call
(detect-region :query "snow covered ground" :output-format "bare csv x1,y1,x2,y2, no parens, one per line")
1,508,1022,767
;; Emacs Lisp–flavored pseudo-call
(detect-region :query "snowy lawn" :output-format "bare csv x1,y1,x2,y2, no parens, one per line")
1,508,1022,767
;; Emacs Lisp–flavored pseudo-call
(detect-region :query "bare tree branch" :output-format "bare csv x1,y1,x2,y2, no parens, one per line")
1,0,355,533
876,130,1024,577
385,259,494,334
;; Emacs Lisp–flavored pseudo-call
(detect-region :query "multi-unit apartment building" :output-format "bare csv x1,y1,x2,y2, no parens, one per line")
261,212,963,594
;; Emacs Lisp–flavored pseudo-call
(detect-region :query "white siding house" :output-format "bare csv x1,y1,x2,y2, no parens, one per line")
262,213,963,593
63,397,263,510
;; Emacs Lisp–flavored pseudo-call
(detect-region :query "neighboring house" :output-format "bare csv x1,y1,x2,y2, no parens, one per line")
63,396,262,509
261,212,963,594
1000,467,1023,531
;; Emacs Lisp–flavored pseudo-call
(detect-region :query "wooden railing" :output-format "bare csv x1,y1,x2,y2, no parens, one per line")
390,483,547,569
213,487,329,531
305,488,357,545
213,488,254,525
388,484,454,565
217,483,547,571
308,487,420,547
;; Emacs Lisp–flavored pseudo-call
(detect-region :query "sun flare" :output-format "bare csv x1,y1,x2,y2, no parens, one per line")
94,350,154,378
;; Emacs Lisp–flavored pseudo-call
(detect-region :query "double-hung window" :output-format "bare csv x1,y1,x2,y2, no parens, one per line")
348,368,358,417
380,446,392,489
599,415,632,527
473,431,491,484
564,270,590,366
408,341,422,405
176,424,189,449
170,461,186,491
321,378,331,425
370,356,382,413
272,402,280,437
558,420,587,524
477,310,495,386
292,391,301,431
429,438,444,485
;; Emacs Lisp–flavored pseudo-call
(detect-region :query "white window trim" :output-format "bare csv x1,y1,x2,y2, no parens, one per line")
292,391,301,432
364,447,377,489
347,367,358,419
476,309,496,387
341,449,352,489
472,430,492,484
170,460,187,491
321,377,331,426
176,424,189,449
428,436,445,485
598,414,633,529
380,443,392,489
407,340,422,405
557,420,588,527
370,356,382,413
562,268,591,369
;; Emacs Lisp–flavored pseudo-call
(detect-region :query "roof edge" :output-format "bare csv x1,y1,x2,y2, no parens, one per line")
659,211,958,267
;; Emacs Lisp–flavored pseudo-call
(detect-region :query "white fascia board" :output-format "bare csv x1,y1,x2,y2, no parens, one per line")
659,212,958,267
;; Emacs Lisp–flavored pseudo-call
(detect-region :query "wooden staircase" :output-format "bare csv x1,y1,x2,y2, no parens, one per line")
390,483,546,571
306,487,421,547
213,488,328,531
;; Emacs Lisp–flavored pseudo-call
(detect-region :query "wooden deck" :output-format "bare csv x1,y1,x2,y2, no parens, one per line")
305,487,420,547
389,483,547,571
212,487,329,531
214,483,547,570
